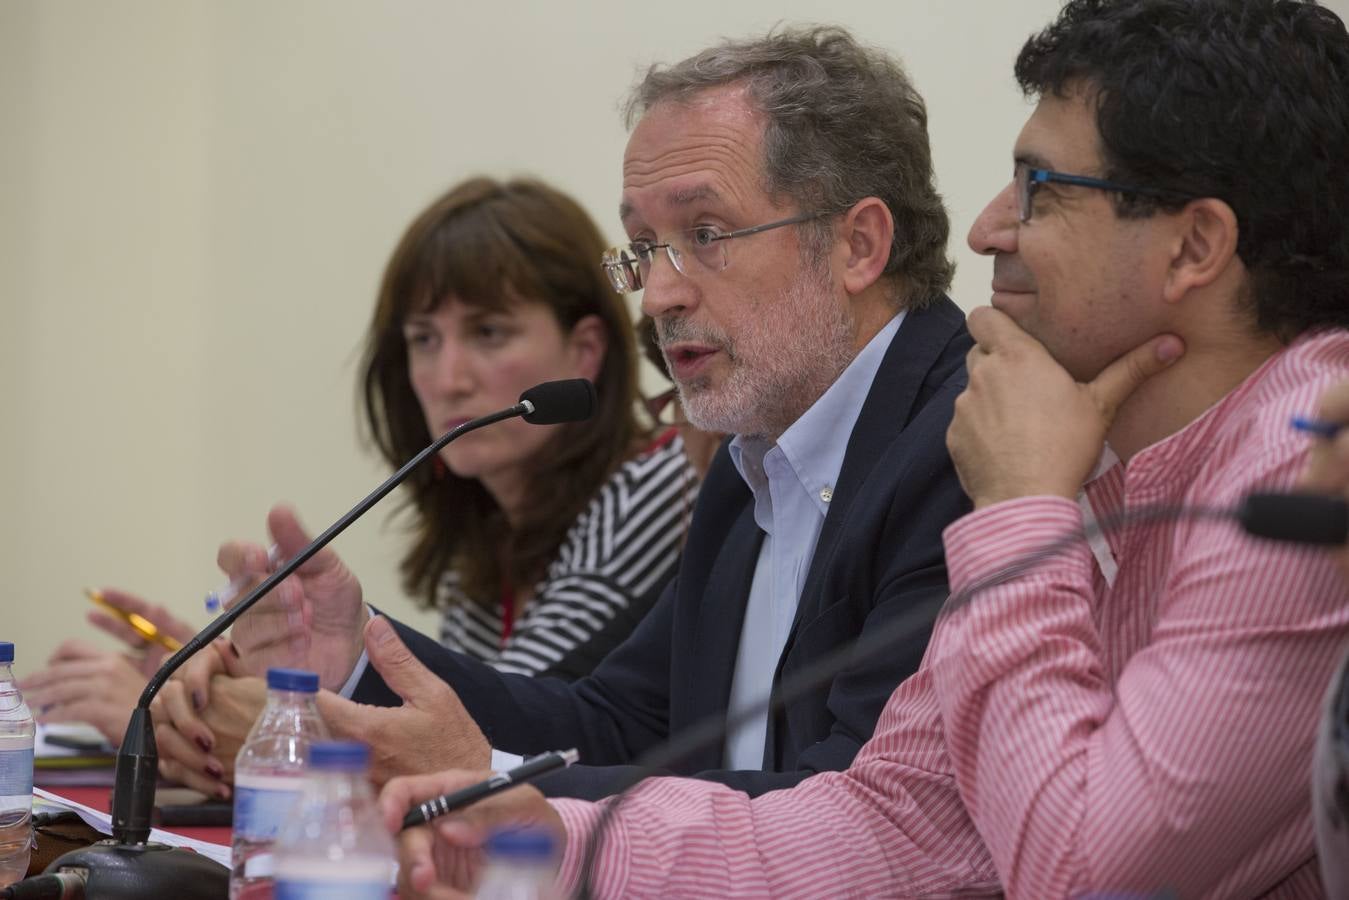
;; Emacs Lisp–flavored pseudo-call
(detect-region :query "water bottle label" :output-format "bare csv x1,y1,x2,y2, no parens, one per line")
273,879,389,899
243,851,275,878
0,748,33,798
233,773,302,841
274,859,390,898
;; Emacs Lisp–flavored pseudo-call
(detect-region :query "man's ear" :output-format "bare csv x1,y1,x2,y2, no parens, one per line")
837,197,894,296
1163,197,1239,304
566,314,608,381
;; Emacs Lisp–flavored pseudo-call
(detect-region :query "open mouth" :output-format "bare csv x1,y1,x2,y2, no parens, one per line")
664,344,719,379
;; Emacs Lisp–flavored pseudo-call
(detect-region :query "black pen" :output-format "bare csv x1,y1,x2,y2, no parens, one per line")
401,748,580,831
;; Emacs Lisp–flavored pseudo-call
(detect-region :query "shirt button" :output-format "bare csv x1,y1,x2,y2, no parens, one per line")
820,487,833,503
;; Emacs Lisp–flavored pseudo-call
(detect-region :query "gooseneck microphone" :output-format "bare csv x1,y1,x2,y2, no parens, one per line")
32,379,595,900
520,379,597,425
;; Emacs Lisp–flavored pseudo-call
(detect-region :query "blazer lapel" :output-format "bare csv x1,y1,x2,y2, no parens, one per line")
793,296,965,628
760,296,965,763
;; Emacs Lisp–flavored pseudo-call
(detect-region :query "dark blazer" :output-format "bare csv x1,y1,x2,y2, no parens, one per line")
356,295,972,800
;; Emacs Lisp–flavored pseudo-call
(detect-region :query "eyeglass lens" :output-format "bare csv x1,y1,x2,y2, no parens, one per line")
604,231,730,294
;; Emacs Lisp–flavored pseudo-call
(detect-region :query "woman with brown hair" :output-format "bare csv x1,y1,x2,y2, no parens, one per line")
362,176,695,677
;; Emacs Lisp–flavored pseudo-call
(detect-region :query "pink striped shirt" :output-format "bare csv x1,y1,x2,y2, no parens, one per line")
551,329,1349,899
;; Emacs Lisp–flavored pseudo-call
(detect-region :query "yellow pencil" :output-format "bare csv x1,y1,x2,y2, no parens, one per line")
84,588,184,652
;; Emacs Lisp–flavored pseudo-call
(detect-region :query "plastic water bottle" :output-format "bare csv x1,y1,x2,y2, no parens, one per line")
474,826,561,900
273,741,393,900
230,667,329,899
0,642,34,888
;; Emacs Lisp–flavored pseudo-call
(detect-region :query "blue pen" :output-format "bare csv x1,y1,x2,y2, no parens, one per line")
205,544,281,612
1292,415,1342,440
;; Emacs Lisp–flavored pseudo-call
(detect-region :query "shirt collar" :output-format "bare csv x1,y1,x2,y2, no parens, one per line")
730,312,905,514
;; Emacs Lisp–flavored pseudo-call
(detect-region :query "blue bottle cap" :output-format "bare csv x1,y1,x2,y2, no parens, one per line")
485,826,557,861
0,643,11,664
309,741,369,771
266,668,319,693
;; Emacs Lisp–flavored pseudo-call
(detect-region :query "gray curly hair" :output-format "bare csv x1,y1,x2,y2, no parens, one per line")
624,25,954,307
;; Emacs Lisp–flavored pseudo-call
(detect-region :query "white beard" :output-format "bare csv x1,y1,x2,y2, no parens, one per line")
659,258,856,441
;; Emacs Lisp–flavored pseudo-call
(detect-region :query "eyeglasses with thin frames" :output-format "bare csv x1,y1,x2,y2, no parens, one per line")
601,211,827,294
1015,161,1195,223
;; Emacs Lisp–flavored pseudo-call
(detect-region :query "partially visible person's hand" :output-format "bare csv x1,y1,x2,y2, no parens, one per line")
152,644,267,799
19,587,207,746
222,505,368,691
173,633,255,717
85,587,197,676
1298,381,1349,493
19,639,148,745
317,617,490,786
947,307,1184,507
380,770,564,899
1296,380,1349,576
152,679,232,798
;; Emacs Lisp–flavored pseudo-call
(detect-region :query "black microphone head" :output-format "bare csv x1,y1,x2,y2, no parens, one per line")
519,379,596,425
1238,491,1349,545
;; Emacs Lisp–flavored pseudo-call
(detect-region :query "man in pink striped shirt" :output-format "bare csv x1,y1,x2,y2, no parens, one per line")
381,1,1349,896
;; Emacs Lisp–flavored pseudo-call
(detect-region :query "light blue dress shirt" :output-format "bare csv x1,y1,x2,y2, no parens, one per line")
721,311,904,770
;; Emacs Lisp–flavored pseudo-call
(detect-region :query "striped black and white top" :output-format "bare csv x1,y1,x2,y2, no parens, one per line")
436,434,698,681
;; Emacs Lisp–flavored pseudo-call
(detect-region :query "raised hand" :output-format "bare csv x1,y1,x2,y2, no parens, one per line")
222,504,368,690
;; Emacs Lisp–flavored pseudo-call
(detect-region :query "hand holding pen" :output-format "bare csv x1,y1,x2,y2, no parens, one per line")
84,588,196,661
400,749,579,830
205,544,281,613
1296,388,1349,530
19,589,198,743
1293,415,1344,440
380,753,576,895
1295,405,1349,488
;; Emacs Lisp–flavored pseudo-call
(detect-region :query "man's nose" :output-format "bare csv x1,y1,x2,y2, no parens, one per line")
968,180,1019,257
640,249,698,320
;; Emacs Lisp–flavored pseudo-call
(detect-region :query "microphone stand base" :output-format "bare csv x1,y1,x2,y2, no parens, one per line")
45,839,229,899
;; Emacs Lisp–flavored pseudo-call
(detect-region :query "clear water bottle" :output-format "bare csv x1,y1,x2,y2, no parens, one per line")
0,642,34,888
474,826,561,900
230,667,329,900
273,741,393,900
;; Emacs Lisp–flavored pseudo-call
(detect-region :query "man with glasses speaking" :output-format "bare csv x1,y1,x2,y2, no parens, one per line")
217,25,973,801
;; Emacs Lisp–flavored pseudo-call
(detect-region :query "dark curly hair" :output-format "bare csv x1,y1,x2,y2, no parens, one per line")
1016,0,1349,340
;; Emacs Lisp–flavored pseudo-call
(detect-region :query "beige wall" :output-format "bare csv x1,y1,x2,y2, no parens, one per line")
5,0,1345,672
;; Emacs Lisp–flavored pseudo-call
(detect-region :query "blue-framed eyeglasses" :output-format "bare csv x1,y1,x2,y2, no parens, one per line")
1015,161,1195,223
601,211,827,294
